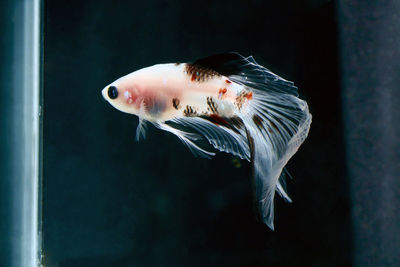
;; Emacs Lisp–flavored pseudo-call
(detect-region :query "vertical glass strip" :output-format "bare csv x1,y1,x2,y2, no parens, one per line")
0,0,42,266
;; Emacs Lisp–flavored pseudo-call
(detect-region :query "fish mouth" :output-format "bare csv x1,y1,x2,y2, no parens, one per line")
101,87,109,101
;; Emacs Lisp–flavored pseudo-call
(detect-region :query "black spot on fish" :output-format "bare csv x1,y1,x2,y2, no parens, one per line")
172,98,180,110
252,114,266,133
230,116,245,130
270,120,279,132
185,63,220,83
253,114,263,126
200,115,244,135
183,105,196,116
235,90,251,110
207,114,228,126
244,127,255,161
206,96,218,114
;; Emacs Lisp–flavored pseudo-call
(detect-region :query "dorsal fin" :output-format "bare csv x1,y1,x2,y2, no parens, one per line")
192,52,246,76
192,52,298,96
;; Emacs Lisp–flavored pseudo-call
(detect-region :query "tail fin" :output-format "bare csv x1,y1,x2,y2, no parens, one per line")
201,53,312,229
182,52,311,229
240,88,311,230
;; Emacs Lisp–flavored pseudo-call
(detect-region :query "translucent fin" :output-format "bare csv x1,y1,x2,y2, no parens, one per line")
135,118,147,142
151,121,215,159
169,116,251,161
193,52,298,96
241,87,312,230
276,170,292,203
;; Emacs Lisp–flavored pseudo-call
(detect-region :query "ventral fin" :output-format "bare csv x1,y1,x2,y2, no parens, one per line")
136,117,147,142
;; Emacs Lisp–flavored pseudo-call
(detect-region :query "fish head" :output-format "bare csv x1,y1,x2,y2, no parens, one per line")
102,74,144,115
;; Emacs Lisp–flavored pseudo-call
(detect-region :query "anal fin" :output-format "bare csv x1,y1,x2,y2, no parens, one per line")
170,116,250,161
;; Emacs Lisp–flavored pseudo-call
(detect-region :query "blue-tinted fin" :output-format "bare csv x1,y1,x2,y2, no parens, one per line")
276,170,292,203
240,83,311,230
169,116,251,161
151,121,215,158
136,117,147,142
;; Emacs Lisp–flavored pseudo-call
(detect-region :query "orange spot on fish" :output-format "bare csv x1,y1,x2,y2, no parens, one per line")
225,79,231,84
191,73,196,81
218,88,227,99
245,91,253,100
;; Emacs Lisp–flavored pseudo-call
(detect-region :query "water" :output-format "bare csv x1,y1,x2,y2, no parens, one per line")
41,1,353,266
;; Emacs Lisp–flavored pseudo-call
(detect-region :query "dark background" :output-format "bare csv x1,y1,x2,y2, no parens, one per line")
44,0,348,266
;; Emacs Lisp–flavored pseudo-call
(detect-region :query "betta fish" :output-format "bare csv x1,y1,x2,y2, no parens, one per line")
102,52,311,230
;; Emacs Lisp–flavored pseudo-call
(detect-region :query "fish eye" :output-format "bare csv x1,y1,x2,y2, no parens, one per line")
108,86,118,99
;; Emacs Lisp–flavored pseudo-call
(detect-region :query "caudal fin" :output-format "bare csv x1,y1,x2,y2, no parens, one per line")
240,87,311,230
217,54,312,230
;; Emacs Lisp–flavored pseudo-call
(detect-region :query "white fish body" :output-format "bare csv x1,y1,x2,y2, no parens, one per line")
102,53,312,230
102,63,240,121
